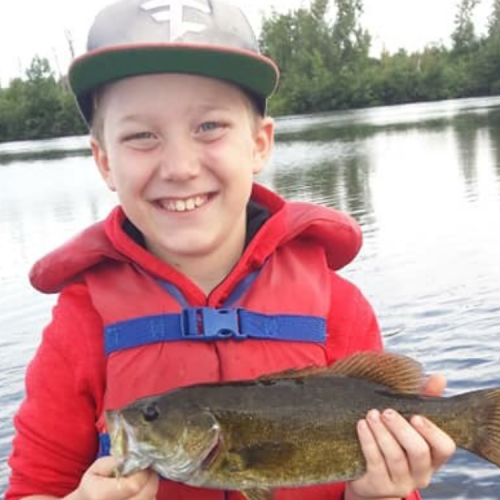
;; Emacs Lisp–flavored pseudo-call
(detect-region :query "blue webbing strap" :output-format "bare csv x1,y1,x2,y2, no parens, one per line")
105,308,326,355
155,269,261,309
156,281,189,308
98,433,110,457
221,270,261,308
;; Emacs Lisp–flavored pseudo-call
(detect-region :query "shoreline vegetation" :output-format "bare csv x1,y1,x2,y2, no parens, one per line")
2,0,500,144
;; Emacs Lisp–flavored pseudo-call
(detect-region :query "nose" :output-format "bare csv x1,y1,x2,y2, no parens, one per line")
158,137,200,182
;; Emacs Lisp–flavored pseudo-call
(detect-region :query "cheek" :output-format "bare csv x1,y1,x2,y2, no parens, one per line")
211,138,257,177
109,155,151,193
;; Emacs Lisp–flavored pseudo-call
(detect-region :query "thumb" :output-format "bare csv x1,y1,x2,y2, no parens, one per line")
422,373,447,397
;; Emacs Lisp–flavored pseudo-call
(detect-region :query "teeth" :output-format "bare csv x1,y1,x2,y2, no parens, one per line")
161,195,208,212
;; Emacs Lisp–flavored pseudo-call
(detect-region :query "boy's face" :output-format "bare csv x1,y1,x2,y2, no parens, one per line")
91,73,274,272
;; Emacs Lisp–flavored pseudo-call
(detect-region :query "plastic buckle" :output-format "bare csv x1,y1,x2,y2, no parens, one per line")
181,308,243,339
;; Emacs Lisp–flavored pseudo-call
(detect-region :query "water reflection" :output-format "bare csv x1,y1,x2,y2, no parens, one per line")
271,101,500,233
0,156,116,281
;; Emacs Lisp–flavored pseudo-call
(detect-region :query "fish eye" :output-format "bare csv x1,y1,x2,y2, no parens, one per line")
142,404,160,423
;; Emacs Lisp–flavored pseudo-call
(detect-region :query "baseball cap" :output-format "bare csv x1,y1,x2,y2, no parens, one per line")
69,0,280,125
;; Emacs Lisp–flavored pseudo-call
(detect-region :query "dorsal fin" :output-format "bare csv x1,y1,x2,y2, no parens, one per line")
326,351,425,394
259,352,425,394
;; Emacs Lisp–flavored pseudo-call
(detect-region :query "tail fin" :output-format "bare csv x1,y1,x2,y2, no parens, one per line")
459,388,500,467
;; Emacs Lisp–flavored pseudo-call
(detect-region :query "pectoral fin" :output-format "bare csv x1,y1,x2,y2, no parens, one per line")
242,488,274,500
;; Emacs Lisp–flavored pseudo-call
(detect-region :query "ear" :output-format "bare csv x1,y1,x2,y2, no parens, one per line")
90,137,116,191
252,117,275,175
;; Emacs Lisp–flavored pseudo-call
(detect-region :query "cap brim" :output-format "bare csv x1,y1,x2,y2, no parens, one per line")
69,43,280,124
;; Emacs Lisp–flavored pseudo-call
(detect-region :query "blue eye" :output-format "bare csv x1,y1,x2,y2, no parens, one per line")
199,122,221,133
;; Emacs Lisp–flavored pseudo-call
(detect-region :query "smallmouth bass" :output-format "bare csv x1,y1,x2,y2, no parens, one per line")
106,351,500,500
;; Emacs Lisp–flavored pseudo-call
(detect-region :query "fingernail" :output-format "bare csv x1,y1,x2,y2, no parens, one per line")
382,409,396,421
358,419,368,432
412,415,428,428
413,415,423,426
368,409,380,423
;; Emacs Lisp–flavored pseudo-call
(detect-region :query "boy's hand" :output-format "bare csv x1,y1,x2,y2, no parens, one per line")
70,457,159,500
345,374,457,500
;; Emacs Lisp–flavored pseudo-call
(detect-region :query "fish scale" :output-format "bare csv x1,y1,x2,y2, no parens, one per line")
106,351,500,500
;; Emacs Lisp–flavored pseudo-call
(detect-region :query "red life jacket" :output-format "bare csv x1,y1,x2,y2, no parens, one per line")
30,184,363,500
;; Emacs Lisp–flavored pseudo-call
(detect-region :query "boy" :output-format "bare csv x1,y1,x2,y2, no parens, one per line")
6,1,455,499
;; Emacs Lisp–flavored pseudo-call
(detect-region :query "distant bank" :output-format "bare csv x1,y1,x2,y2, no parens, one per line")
1,0,499,144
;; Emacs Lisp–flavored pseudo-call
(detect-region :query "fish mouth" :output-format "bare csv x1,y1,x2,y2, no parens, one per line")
106,409,221,482
107,411,156,476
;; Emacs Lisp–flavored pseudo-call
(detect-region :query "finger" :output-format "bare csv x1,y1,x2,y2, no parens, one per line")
350,416,393,497
119,469,157,499
422,374,447,397
129,470,159,500
357,415,389,476
382,409,432,486
81,459,143,500
89,456,119,477
368,409,411,484
411,415,457,470
92,469,154,500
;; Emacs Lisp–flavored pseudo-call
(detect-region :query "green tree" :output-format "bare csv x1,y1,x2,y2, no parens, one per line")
0,56,85,143
452,0,481,54
0,78,27,141
488,0,500,35
331,0,370,63
462,0,500,95
23,56,62,139
261,0,339,115
415,46,461,100
261,0,375,115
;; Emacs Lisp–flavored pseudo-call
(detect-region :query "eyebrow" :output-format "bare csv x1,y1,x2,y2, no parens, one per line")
117,114,151,125
117,104,233,124
195,102,233,113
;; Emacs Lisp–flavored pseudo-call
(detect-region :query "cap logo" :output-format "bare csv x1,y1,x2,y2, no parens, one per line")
140,0,211,41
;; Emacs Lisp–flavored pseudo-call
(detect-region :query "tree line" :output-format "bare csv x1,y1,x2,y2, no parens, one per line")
0,57,87,143
262,0,500,115
1,0,500,143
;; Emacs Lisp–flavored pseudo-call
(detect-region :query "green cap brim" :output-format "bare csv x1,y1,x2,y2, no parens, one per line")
69,44,280,124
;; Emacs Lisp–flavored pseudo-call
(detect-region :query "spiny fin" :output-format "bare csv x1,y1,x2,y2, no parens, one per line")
326,351,425,394
260,352,425,394
241,488,274,500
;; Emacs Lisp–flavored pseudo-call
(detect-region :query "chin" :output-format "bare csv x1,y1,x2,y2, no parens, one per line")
161,237,219,258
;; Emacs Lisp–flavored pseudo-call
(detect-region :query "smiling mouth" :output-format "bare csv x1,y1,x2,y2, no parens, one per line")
155,194,211,213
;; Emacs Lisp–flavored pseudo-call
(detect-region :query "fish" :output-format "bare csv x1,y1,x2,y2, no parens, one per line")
105,351,500,500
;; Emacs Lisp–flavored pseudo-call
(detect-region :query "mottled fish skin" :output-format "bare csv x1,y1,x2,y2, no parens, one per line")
105,352,500,494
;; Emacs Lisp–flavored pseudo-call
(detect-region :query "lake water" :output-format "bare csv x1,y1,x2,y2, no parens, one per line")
1,97,500,498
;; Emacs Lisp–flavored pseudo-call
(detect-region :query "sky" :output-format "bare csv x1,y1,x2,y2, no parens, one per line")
0,0,494,86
